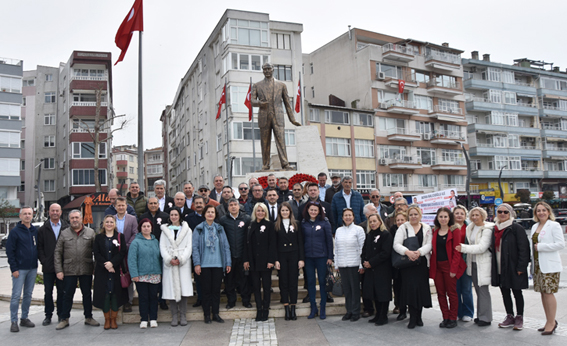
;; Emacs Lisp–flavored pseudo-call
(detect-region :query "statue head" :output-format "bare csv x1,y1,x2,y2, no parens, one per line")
262,63,274,79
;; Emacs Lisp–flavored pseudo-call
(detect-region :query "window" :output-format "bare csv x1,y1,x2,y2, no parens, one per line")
129,155,134,162
328,169,352,179
147,165,163,175
43,158,55,169
73,93,104,103
540,78,567,90
483,67,501,82
225,53,269,72
413,69,430,84
377,63,402,79
72,169,107,186
0,76,22,93
72,119,99,132
19,182,25,192
415,121,433,134
325,110,349,124
309,108,321,122
356,171,376,189
285,129,295,146
230,86,250,113
21,160,25,171
232,122,261,140
379,117,405,131
45,74,53,82
487,111,518,126
72,142,107,159
273,65,292,81
432,74,458,89
382,173,407,187
44,114,55,125
217,133,222,151
0,131,20,148
23,79,35,87
471,160,481,170
310,63,313,74
0,158,19,176
273,33,291,49
441,149,463,164
44,180,55,192
43,135,55,147
354,139,374,158
225,19,269,47
326,138,351,156
445,175,464,186
413,95,433,111
418,174,437,187
503,70,515,84
503,91,517,105
379,145,406,159
508,134,520,148
233,157,262,176
353,113,373,126
311,86,314,98
129,167,134,174
486,90,501,103
438,99,459,113
0,103,21,120
45,92,56,103
417,147,436,165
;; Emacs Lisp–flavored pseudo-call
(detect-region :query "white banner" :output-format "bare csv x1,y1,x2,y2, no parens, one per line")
421,214,436,226
413,188,457,214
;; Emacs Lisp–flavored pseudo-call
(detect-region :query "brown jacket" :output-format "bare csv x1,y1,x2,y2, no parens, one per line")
54,225,96,276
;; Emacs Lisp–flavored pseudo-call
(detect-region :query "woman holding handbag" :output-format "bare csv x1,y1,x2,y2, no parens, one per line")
453,205,474,323
93,215,127,330
430,208,466,329
362,214,393,326
529,202,565,335
274,202,304,321
160,207,193,326
244,203,276,322
393,205,432,329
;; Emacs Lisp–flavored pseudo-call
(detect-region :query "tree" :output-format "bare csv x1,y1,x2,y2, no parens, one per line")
0,200,17,233
75,87,129,192
515,189,531,204
542,191,555,201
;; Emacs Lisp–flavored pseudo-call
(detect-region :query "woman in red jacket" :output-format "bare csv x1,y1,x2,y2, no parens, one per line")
430,207,466,329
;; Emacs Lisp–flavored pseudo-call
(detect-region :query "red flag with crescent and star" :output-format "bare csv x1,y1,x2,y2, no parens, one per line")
398,80,406,94
244,83,252,121
295,80,301,113
216,83,226,120
114,0,144,65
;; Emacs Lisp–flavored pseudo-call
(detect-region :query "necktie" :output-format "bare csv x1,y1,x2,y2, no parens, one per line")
271,206,275,221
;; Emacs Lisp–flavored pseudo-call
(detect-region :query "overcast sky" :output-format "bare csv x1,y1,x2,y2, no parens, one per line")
3,0,566,150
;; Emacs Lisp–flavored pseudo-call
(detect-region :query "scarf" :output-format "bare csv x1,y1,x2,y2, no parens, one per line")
169,225,180,239
494,219,513,251
205,223,218,253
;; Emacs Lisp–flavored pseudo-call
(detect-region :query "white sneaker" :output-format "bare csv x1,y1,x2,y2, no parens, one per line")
462,316,473,322
150,320,158,328
140,321,148,329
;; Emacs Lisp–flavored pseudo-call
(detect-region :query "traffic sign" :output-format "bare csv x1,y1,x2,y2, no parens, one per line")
494,198,503,206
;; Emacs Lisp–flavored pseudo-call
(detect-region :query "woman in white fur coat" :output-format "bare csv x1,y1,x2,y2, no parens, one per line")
456,207,494,327
160,207,193,327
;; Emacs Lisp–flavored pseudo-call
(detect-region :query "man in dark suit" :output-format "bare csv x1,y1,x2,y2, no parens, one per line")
277,177,293,204
251,63,301,171
369,189,389,222
37,203,69,326
154,179,175,214
289,183,304,219
245,184,267,216
209,175,225,203
186,195,206,307
104,188,137,217
324,174,343,204
217,186,244,219
174,192,194,220
138,197,168,241
265,188,279,222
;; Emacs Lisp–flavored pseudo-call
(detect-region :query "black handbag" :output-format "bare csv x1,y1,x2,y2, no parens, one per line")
325,264,335,292
392,225,422,269
331,270,344,296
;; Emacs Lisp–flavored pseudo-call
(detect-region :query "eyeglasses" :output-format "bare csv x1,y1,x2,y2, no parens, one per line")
497,210,509,214
239,187,248,191
370,195,380,199
199,189,208,193
343,207,353,211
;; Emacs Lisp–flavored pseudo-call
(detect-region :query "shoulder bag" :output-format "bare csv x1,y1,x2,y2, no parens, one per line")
392,225,422,269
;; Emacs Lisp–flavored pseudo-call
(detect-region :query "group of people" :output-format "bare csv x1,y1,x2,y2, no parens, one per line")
5,174,564,337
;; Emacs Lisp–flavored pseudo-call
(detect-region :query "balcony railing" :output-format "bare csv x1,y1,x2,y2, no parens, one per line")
544,145,567,151
470,185,480,194
516,101,537,108
433,130,465,140
0,57,22,66
431,105,463,115
71,101,108,107
71,74,108,81
542,124,565,130
382,43,416,56
71,126,110,134
440,184,466,191
382,99,415,109
427,79,461,90
542,104,567,111
388,156,421,164
387,127,420,136
425,51,461,65
436,157,466,166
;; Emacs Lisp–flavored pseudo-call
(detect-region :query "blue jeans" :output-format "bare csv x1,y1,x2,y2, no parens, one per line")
304,257,327,307
11,268,37,322
457,273,474,318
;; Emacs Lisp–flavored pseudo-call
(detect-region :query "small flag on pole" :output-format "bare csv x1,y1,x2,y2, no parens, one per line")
245,83,253,121
216,83,226,120
294,80,301,113
114,0,144,65
398,80,406,94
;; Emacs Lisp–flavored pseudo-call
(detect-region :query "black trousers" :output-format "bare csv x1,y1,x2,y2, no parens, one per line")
43,272,64,319
278,251,299,304
251,270,272,310
224,257,251,306
500,286,524,316
393,272,406,313
62,275,92,319
360,272,374,314
201,267,223,316
136,282,159,321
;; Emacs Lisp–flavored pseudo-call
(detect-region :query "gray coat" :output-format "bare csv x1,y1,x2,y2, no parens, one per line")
54,226,96,276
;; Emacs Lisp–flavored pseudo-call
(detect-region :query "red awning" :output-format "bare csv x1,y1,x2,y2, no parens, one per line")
62,195,87,210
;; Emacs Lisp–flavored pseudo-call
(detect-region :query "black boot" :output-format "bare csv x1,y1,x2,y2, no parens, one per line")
407,306,417,329
255,309,262,322
290,305,297,321
262,309,269,321
284,305,291,321
416,307,423,327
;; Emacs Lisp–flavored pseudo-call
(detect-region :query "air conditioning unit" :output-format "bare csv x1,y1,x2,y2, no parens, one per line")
422,133,431,140
379,158,387,166
376,72,386,80
379,103,388,110
59,161,65,169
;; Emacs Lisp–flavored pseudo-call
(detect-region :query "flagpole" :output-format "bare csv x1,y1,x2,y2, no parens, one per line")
299,72,304,125
137,31,144,192
251,77,256,172
225,78,231,187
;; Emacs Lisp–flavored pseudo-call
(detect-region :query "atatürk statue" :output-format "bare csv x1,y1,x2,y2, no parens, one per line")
251,63,301,171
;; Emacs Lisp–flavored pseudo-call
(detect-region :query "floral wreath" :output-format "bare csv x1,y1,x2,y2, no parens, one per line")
256,173,318,189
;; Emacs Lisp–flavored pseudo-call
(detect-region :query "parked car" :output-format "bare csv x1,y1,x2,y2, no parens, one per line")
1,233,7,249
554,209,567,225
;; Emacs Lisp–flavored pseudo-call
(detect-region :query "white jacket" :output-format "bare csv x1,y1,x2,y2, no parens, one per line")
529,221,565,274
393,222,432,266
459,222,493,286
160,222,193,301
334,223,365,269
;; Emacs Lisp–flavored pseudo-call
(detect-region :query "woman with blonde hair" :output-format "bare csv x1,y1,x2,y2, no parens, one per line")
453,205,474,322
391,211,408,320
529,202,565,335
456,207,494,327
393,205,432,329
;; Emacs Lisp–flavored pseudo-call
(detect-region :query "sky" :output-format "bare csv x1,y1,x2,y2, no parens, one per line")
3,0,566,150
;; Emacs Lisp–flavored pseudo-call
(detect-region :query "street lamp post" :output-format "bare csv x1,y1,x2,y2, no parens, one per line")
456,141,471,208
498,165,507,201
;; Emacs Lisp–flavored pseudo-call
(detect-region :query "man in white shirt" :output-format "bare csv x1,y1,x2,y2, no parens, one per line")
183,182,195,209
209,175,224,202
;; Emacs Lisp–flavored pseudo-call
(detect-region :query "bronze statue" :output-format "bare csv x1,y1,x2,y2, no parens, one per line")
251,63,301,171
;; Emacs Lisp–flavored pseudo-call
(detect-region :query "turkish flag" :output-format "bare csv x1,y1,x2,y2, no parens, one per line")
114,0,144,65
398,80,406,94
216,84,226,120
244,83,252,121
294,80,301,113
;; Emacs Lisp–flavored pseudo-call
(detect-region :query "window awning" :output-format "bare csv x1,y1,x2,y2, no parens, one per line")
521,157,541,161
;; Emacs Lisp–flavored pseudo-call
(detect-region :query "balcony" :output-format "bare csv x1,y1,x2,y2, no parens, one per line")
386,156,423,170
540,104,567,118
428,105,465,122
424,51,461,71
386,127,421,142
0,57,22,66
430,130,466,145
379,99,420,115
71,101,108,107
465,98,538,116
543,145,567,159
544,170,567,179
381,43,415,62
541,124,567,139
471,143,542,157
431,157,467,170
472,169,543,179
440,184,466,192
463,76,537,94
426,79,462,96
384,76,418,91
467,123,541,137
116,171,128,178
116,160,128,167
71,73,108,81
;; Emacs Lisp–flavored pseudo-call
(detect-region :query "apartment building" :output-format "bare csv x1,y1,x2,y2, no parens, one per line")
162,9,303,193
144,147,164,197
303,29,468,197
464,54,567,202
112,144,138,194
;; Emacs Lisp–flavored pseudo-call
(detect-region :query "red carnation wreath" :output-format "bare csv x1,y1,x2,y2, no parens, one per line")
255,173,317,189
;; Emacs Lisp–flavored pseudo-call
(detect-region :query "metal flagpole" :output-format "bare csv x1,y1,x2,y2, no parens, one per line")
137,31,144,192
299,72,304,125
251,77,256,172
225,78,231,186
